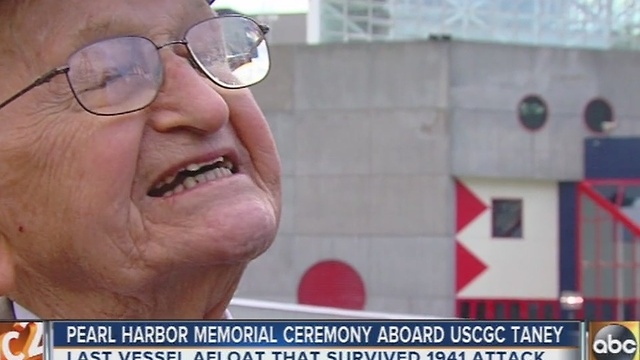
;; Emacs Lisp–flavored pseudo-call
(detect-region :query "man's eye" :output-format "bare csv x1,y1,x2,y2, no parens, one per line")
79,69,124,93
84,62,151,93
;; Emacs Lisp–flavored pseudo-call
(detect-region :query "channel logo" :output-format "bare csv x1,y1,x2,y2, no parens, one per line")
590,322,640,360
0,322,43,360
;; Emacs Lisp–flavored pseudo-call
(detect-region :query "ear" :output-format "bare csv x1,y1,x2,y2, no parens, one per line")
0,237,15,295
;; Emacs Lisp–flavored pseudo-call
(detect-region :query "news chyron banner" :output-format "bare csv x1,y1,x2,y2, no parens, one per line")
45,321,582,360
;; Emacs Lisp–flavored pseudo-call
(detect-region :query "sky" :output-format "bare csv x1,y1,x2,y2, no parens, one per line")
212,0,309,14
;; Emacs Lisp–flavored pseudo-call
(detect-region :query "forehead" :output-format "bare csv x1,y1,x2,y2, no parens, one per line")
4,0,213,68
74,1,214,43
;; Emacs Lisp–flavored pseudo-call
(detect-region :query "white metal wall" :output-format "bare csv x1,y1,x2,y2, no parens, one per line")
457,178,559,299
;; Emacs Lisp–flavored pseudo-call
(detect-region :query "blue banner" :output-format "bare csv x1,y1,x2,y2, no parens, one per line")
51,321,581,348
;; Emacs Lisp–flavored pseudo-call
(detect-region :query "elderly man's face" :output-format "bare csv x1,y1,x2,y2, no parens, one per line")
0,0,281,317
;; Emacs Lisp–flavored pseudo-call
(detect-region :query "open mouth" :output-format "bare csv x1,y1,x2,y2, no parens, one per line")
148,156,237,198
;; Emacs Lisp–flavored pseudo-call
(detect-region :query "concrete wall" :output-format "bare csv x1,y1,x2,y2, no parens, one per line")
255,14,307,45
234,39,640,317
451,42,640,180
236,41,455,317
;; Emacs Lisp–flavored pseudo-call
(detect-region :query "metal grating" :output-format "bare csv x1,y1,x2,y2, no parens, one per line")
311,0,640,50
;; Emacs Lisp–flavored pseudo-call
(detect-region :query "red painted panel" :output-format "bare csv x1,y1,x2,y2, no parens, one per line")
456,299,562,320
455,242,488,293
456,180,488,232
298,260,366,310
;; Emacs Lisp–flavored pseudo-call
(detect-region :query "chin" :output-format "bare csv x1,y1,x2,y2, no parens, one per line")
166,196,279,267
137,173,280,268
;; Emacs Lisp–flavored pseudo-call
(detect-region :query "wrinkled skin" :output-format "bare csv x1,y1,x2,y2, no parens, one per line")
0,0,281,318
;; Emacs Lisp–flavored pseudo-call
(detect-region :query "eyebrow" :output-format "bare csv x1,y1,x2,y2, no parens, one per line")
78,20,118,39
73,18,147,50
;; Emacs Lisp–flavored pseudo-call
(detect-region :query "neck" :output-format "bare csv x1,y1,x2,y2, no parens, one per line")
10,264,244,319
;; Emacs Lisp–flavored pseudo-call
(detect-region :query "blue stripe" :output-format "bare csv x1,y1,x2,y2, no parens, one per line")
558,182,577,319
51,321,581,347
585,137,640,179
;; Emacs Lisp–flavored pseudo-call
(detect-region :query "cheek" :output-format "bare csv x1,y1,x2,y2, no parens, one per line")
0,114,144,250
75,119,145,205
228,92,281,186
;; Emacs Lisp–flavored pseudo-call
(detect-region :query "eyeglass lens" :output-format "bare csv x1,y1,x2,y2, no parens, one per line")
65,16,270,116
187,16,270,88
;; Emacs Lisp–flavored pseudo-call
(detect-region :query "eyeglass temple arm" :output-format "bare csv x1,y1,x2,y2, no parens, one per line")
239,24,269,58
250,24,270,53
0,67,69,110
230,25,270,64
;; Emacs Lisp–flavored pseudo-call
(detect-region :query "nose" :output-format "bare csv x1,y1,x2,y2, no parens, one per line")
146,52,229,134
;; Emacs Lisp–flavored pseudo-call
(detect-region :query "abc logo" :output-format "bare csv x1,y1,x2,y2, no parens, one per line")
592,324,638,360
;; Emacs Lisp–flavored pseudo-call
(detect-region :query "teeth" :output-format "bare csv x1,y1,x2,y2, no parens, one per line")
205,171,217,181
211,168,233,178
172,168,233,195
184,156,225,173
183,177,198,189
153,156,235,197
157,157,233,187
195,174,207,183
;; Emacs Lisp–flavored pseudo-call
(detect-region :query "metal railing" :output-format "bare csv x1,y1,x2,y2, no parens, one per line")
229,298,453,320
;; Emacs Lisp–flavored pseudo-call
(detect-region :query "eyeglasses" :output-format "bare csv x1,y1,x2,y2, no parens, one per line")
0,15,270,116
